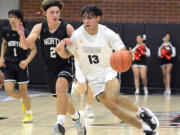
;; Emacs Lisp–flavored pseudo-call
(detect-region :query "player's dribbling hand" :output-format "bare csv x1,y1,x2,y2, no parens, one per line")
19,60,28,69
16,21,24,36
0,58,5,67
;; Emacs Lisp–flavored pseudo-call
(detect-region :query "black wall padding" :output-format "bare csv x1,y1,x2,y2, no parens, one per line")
0,20,180,92
145,23,166,88
166,24,180,89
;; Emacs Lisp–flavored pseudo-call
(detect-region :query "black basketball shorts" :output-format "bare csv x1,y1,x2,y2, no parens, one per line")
3,62,29,84
46,66,74,97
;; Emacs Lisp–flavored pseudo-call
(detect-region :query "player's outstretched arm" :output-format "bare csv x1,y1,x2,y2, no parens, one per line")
17,22,40,50
56,38,72,59
16,21,28,50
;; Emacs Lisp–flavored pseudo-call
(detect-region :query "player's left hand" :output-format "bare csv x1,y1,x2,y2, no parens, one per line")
19,60,28,69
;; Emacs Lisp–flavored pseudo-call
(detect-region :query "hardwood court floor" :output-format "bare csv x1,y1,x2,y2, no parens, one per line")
0,92,180,135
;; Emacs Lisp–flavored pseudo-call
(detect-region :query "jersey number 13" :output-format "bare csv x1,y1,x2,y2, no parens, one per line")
88,55,99,64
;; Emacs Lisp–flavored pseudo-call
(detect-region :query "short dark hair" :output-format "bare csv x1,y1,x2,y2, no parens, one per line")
80,5,103,17
8,9,24,22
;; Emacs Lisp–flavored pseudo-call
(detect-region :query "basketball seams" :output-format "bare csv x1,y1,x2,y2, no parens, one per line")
110,50,132,73
113,52,119,72
121,51,125,72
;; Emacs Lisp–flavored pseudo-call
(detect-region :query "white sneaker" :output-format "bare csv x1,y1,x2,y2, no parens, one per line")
164,88,171,95
135,89,140,95
85,105,95,118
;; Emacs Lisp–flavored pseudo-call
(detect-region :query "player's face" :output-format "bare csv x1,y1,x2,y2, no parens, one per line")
136,36,143,44
45,6,60,24
82,13,100,34
9,15,20,28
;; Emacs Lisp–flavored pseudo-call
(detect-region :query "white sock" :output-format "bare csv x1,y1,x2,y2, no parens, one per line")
71,111,80,121
141,122,151,131
144,87,148,91
137,107,143,115
57,115,65,126
26,110,32,115
135,89,139,92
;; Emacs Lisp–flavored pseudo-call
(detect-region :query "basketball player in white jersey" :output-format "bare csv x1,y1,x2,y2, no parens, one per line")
56,5,159,135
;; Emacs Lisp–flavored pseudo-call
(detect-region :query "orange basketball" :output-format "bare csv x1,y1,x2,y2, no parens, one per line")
110,50,132,73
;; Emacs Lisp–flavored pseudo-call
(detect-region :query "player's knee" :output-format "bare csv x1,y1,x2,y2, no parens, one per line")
5,89,14,96
19,89,28,98
56,78,68,95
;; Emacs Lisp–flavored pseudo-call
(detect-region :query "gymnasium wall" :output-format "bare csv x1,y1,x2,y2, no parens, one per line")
21,0,180,23
0,0,20,19
0,20,180,93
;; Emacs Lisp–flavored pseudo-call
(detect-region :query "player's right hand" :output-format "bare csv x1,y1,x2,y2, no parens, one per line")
0,58,5,67
56,40,66,54
63,38,72,46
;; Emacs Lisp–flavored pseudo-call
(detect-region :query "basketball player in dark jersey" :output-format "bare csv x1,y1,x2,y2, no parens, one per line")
16,0,86,135
0,9,37,122
158,34,176,95
132,35,151,95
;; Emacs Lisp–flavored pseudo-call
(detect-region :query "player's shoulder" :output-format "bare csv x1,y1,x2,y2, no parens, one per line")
72,25,84,36
1,26,11,38
99,24,115,36
2,26,10,34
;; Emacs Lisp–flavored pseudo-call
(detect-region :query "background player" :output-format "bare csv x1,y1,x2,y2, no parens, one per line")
71,58,95,118
0,9,37,122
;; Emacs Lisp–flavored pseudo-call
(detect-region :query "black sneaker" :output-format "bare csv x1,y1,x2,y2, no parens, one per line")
139,108,159,131
53,123,65,135
144,130,159,135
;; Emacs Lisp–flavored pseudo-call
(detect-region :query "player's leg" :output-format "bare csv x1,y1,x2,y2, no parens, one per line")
54,68,86,135
85,87,94,118
96,78,159,132
132,66,140,94
161,66,167,89
19,83,33,122
164,64,173,95
3,63,21,98
17,67,33,122
74,58,95,118
140,66,148,95
4,81,21,98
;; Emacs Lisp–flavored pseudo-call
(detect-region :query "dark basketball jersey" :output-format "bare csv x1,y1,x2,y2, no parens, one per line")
39,19,72,69
2,26,28,63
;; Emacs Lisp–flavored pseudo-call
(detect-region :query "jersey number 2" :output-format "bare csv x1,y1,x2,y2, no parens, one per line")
50,47,56,58
88,55,99,64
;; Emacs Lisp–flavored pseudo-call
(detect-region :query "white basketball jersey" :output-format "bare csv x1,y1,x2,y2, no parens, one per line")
67,24,125,75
